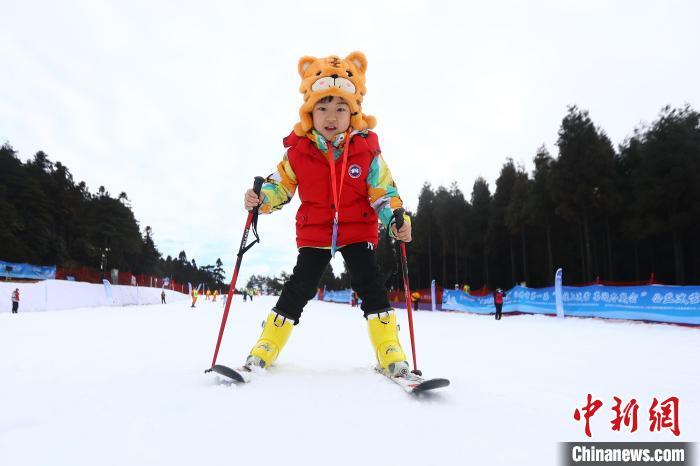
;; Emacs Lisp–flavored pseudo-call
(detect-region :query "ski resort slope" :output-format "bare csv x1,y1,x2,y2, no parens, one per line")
0,296,697,466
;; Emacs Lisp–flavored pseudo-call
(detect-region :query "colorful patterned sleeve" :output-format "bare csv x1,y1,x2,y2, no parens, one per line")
258,151,297,214
366,153,410,236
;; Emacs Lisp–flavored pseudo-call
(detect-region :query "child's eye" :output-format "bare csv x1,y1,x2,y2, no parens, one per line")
316,106,325,111
337,107,347,112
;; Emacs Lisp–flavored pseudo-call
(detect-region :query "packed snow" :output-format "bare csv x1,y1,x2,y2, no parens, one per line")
0,280,188,312
0,287,697,466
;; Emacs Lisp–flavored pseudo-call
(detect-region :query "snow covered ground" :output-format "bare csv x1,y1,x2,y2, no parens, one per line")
0,294,697,466
0,280,188,312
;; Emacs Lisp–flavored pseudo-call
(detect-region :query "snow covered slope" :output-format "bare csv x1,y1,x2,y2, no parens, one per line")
0,295,697,466
0,280,187,312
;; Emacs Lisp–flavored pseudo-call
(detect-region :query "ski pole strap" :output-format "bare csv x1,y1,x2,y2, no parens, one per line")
327,134,350,256
239,176,265,256
239,214,259,256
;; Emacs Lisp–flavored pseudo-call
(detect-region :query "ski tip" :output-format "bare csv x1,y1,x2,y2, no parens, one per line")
208,364,247,383
411,378,450,394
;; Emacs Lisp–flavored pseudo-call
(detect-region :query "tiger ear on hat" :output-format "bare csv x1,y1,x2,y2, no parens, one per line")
298,56,317,77
346,51,367,74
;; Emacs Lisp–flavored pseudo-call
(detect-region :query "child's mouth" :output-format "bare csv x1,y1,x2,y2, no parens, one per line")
325,126,337,132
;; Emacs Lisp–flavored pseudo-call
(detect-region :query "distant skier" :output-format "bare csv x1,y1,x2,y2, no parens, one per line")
493,288,506,320
11,288,19,314
240,52,413,377
243,290,247,302
411,291,421,311
161,290,166,304
248,288,254,302
191,289,198,308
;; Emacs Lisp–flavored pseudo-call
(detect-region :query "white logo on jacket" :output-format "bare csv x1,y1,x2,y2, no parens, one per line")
348,164,362,178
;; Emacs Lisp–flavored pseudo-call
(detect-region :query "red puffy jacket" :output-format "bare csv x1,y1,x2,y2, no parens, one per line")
283,131,380,249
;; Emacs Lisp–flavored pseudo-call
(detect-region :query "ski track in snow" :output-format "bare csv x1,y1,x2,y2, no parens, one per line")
0,295,698,466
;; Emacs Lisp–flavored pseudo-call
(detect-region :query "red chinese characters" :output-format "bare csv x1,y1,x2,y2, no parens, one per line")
574,394,603,438
649,396,681,437
574,395,680,437
611,397,639,433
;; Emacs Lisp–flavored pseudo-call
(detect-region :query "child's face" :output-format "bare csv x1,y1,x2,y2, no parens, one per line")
312,97,351,141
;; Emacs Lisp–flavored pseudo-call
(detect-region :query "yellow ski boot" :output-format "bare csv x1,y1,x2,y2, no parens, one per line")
245,310,294,368
367,310,410,377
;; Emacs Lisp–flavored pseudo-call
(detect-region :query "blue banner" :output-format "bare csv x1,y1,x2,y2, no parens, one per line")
323,289,353,304
0,260,56,280
442,285,700,325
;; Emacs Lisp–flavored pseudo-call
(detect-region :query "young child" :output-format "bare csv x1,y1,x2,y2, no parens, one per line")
243,52,412,377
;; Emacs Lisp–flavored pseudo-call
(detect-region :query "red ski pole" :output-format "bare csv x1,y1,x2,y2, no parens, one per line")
394,208,421,376
208,176,265,368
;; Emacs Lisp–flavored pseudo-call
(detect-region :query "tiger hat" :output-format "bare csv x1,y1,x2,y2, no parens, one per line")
293,51,376,136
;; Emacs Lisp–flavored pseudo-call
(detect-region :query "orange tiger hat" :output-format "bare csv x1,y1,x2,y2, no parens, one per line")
293,51,376,136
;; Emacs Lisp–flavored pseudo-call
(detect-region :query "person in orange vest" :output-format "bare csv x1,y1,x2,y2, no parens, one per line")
11,288,20,314
191,289,199,308
206,289,212,301
493,288,506,320
213,290,218,302
411,291,421,311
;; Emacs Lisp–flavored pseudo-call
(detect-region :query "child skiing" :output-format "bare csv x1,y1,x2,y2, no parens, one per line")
242,52,413,377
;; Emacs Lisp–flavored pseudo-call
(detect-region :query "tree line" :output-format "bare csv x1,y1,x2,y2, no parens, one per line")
0,144,226,290
378,105,700,290
246,263,353,294
5,104,699,293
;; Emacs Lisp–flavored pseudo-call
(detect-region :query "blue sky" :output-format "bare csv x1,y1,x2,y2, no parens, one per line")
2,0,699,285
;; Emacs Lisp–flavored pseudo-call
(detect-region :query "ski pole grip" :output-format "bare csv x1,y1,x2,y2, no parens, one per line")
253,176,264,196
250,176,265,213
394,208,405,231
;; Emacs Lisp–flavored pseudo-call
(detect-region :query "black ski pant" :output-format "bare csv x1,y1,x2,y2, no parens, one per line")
274,243,391,324
12,302,18,313
495,303,502,320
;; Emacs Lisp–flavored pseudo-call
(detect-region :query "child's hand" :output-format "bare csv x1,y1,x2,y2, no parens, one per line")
391,222,412,243
244,189,263,211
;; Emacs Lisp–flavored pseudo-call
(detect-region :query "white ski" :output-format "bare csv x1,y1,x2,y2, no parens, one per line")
375,367,450,394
